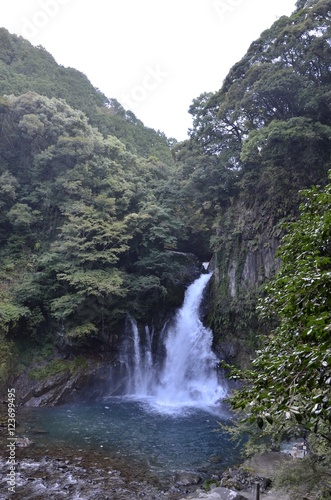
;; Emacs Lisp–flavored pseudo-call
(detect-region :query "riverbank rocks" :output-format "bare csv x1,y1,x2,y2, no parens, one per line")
15,436,34,447
219,466,271,492
186,452,294,500
0,444,180,499
178,452,293,500
174,472,202,486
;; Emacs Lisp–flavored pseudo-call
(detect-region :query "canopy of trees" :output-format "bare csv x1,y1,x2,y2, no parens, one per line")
168,0,331,356
177,0,331,222
0,90,192,347
0,28,175,164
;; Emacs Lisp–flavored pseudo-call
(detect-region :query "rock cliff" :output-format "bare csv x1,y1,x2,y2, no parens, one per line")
208,199,286,368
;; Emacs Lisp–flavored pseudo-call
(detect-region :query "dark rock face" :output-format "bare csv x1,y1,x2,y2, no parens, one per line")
14,361,121,407
208,201,284,368
212,204,282,298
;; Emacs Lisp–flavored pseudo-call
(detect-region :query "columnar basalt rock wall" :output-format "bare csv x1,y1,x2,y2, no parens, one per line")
208,200,285,368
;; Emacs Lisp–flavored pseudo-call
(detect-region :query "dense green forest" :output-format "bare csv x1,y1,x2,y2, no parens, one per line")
0,27,197,375
176,0,331,362
0,91,191,340
0,0,331,467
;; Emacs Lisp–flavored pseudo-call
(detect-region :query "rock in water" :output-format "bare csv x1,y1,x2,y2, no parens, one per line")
174,471,202,486
179,485,249,499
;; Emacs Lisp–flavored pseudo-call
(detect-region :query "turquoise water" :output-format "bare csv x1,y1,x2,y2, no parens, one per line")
21,397,240,479
19,274,241,486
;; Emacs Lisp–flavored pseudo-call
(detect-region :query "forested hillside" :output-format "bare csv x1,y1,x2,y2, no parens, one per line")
0,27,174,163
0,31,196,383
174,0,331,364
1,0,331,396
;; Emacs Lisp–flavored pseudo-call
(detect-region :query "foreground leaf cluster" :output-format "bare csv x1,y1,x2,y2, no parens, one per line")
229,177,331,446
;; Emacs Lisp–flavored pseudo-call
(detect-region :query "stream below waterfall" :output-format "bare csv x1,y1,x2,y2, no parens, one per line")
18,398,239,479
8,398,241,499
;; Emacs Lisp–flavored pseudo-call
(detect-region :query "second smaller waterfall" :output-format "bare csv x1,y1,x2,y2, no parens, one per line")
123,318,156,396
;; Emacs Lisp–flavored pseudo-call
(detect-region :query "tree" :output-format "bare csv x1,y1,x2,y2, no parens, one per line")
229,174,331,445
0,90,189,345
239,117,331,208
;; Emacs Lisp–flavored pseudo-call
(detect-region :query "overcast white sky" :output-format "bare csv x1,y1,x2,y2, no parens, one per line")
2,0,297,140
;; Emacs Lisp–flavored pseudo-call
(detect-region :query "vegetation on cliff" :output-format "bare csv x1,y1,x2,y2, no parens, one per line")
229,178,331,456
0,2,331,464
0,27,174,163
172,0,331,363
0,90,194,352
0,32,197,381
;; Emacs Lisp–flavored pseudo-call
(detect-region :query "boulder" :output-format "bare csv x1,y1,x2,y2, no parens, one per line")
174,471,202,486
180,486,248,499
208,487,248,499
16,436,34,447
14,361,115,406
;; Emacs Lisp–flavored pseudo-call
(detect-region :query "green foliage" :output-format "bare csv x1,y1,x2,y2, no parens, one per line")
29,356,88,380
180,0,331,233
0,88,187,345
66,323,98,340
0,29,174,165
202,479,220,491
273,454,331,499
0,302,30,336
28,359,70,380
2,1,331,376
240,117,331,208
228,175,331,448
0,338,16,389
7,203,41,228
218,413,280,458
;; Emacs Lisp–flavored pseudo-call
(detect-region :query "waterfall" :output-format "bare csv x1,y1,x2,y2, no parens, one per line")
132,318,144,393
123,317,155,396
121,273,226,408
156,273,226,407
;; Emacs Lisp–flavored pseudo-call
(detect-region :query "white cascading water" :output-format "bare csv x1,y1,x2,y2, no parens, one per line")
124,318,155,396
155,273,226,407
123,273,226,409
